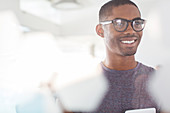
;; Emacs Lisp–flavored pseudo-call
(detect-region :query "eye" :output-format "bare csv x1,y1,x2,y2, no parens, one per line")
133,20,144,28
113,19,126,29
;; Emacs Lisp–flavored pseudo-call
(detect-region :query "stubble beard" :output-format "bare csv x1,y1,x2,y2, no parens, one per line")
122,50,137,56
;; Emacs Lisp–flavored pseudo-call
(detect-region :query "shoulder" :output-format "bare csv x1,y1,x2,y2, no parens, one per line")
137,62,156,75
134,63,156,86
133,63,157,91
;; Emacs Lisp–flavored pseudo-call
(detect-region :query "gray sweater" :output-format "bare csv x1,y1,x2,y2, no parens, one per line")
80,62,160,113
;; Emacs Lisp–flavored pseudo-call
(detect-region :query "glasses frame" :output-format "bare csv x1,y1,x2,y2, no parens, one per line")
100,17,146,32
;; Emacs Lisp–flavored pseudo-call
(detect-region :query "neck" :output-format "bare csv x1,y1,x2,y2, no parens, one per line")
103,53,137,71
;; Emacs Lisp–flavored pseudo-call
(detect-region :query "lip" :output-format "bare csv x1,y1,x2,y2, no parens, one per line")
120,37,138,41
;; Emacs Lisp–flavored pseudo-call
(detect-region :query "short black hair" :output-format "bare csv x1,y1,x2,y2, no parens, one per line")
99,0,140,22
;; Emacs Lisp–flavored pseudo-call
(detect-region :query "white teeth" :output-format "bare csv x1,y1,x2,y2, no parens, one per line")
121,40,135,44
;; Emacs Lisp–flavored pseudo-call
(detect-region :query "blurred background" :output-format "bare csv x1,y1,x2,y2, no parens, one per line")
0,0,169,67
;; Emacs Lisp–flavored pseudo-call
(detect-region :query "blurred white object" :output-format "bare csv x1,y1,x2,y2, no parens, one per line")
0,10,63,113
0,10,21,54
147,1,170,112
125,108,156,113
149,62,170,112
56,58,108,112
16,32,62,90
0,10,21,79
0,10,21,113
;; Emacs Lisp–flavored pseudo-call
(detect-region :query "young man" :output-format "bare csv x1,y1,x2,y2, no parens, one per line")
92,0,160,112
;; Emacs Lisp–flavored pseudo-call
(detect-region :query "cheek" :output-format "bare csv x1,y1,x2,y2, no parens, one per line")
103,26,119,46
138,31,143,39
105,34,119,50
105,31,120,46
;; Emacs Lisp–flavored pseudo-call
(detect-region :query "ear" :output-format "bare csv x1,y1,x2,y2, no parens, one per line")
96,24,104,38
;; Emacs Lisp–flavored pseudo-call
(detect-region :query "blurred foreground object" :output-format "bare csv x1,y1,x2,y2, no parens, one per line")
16,88,63,113
0,10,21,113
147,1,170,112
0,10,21,85
149,62,170,112
55,56,108,112
0,10,108,113
0,10,63,113
16,32,62,90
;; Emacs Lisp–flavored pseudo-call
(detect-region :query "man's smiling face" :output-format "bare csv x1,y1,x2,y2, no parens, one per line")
103,4,143,56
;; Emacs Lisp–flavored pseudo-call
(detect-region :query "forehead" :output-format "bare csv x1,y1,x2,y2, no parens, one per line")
109,4,141,20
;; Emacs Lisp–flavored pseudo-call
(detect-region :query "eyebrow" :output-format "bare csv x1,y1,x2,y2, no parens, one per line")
113,17,141,20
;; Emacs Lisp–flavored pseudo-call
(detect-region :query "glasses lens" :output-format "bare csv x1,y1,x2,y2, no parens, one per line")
113,19,127,32
133,19,145,31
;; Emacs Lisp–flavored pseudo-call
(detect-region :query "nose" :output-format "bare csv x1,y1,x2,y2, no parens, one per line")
124,22,136,33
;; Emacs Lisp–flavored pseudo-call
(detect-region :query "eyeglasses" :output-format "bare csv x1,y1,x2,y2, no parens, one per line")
100,18,146,32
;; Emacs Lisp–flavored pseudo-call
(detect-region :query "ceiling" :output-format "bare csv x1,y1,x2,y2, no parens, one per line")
0,0,109,37
0,0,165,37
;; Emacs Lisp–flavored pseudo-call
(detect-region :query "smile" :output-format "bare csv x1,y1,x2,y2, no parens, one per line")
121,39,137,44
121,40,135,44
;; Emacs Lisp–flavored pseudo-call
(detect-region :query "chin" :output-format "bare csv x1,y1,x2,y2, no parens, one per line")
122,51,136,56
